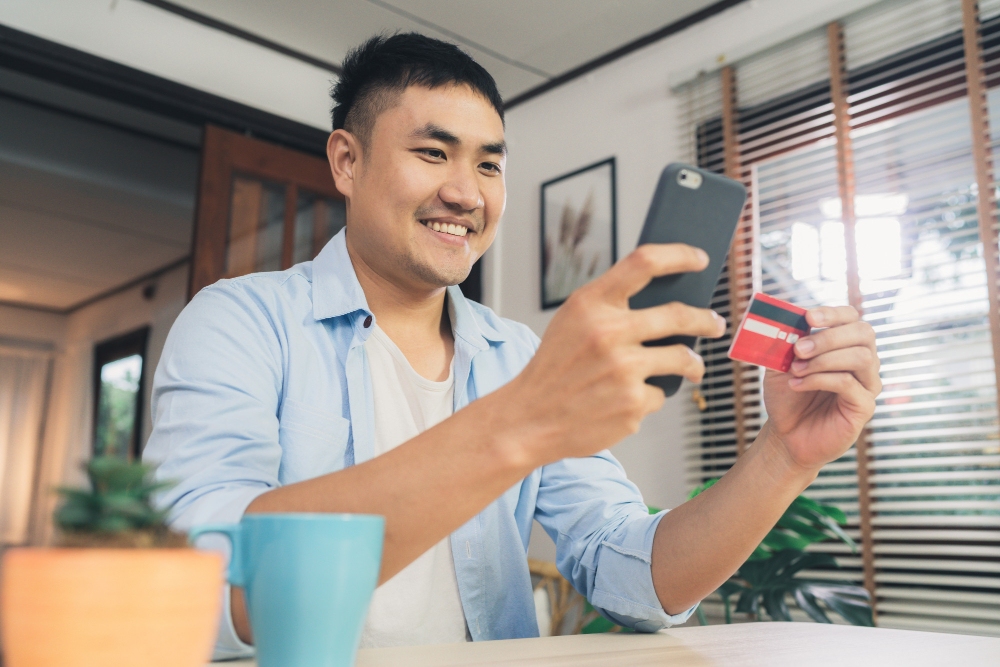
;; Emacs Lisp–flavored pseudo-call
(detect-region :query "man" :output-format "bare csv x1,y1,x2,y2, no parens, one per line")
145,33,880,658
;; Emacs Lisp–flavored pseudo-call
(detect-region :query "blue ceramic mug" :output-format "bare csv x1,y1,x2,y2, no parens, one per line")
189,513,384,667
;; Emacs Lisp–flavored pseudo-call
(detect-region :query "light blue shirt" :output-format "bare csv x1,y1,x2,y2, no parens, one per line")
144,229,695,659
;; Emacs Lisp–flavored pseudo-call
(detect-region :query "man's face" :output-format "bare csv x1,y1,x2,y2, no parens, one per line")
344,84,506,291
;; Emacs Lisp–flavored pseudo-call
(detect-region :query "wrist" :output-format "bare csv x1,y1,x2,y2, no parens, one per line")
470,380,548,477
751,422,821,493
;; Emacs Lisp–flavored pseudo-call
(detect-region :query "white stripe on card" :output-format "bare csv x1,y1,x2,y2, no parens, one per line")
743,317,781,339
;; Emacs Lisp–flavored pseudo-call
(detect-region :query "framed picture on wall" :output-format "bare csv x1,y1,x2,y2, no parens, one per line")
540,157,617,309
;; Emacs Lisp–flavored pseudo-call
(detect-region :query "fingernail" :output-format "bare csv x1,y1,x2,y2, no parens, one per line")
712,311,726,332
811,310,825,325
791,360,807,372
796,339,815,354
696,248,709,264
687,347,703,362
789,377,803,387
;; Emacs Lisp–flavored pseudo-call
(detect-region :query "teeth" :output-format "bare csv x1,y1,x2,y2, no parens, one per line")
424,221,468,237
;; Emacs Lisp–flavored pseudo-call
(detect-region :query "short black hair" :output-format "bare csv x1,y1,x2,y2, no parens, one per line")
331,33,505,146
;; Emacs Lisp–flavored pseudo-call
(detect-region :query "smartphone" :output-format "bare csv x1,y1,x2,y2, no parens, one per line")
628,163,747,396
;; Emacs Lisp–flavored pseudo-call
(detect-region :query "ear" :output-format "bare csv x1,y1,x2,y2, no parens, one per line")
327,129,360,200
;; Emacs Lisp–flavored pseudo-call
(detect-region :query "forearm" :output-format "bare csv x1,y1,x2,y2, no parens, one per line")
246,389,534,582
650,423,818,614
230,388,537,642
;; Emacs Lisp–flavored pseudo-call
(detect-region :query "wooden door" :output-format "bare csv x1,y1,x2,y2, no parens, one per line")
189,125,345,298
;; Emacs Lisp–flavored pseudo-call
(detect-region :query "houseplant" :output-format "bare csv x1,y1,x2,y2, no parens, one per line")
689,478,872,626
578,478,872,633
1,456,223,667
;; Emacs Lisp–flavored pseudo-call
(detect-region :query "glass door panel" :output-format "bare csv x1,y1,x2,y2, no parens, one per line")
293,190,347,265
225,176,287,277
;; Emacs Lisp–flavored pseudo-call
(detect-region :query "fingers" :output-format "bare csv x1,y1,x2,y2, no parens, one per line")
788,371,876,417
792,318,881,395
593,244,709,304
807,305,860,328
630,301,727,343
795,320,877,363
790,347,882,394
637,344,707,384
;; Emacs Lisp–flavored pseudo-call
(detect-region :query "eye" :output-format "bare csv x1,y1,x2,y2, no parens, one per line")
418,148,446,160
480,162,502,175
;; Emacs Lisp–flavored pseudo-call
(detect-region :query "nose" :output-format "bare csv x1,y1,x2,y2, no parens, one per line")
439,166,483,212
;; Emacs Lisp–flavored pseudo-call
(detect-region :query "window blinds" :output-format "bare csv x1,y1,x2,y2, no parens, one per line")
678,0,1000,636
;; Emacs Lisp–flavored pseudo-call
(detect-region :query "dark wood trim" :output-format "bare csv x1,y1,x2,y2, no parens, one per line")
504,0,749,110
134,0,342,75
827,20,878,621
721,65,748,459
963,0,1000,425
0,24,330,157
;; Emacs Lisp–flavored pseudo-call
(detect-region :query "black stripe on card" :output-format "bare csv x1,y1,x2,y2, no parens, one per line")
749,298,809,332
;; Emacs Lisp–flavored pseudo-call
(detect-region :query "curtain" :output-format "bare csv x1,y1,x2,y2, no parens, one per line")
0,349,52,545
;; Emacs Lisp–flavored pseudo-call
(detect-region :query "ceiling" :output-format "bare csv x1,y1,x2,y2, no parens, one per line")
166,0,723,101
0,83,198,311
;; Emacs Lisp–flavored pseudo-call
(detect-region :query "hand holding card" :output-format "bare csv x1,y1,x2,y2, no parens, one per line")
728,293,811,373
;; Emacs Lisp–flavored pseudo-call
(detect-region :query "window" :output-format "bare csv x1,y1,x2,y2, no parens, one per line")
678,0,1000,636
92,327,149,461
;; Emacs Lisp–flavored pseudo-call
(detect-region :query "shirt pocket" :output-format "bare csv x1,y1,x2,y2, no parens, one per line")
277,397,351,483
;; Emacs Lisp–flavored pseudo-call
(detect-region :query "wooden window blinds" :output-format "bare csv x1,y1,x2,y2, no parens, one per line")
678,0,1000,636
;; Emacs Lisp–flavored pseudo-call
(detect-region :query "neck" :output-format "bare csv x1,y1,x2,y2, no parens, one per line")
345,232,454,381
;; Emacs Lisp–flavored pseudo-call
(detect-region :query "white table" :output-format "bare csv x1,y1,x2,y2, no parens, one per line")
220,623,1000,666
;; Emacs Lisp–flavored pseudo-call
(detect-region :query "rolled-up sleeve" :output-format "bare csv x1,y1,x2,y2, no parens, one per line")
143,281,285,659
534,453,697,632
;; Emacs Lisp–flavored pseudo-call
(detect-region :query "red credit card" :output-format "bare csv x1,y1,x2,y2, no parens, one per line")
728,293,811,373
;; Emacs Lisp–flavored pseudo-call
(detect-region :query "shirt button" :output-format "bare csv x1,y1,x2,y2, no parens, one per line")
363,315,373,328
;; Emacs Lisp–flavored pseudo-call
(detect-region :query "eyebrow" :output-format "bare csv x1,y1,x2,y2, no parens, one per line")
410,122,507,157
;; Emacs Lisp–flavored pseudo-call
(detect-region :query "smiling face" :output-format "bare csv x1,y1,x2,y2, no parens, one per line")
331,84,506,293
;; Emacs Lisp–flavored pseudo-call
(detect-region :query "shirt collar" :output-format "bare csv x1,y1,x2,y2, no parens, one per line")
312,228,509,348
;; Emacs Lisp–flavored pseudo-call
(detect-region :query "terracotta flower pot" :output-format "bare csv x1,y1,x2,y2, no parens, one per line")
1,548,223,667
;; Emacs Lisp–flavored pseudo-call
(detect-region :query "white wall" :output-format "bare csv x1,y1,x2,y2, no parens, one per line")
20,263,188,544
499,0,881,560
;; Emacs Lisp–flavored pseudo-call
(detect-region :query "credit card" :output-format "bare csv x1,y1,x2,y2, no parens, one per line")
727,293,811,373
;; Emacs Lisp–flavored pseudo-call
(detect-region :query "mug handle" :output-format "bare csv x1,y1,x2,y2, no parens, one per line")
189,524,245,587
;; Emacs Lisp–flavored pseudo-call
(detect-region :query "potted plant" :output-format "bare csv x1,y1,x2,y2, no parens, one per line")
578,479,872,633
1,457,223,667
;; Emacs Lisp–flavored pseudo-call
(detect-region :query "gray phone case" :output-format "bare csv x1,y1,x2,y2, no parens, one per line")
628,163,747,397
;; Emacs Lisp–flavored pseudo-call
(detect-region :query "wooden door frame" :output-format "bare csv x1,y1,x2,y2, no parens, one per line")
189,125,344,299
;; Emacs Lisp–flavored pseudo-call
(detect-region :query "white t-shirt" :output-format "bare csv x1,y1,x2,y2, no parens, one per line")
358,323,470,648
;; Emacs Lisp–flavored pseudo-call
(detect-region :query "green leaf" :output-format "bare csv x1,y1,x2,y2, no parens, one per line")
735,588,759,615
95,515,133,533
792,588,832,624
763,589,791,622
775,515,829,542
808,584,874,627
761,530,813,552
813,513,858,552
54,504,96,529
779,551,837,579
816,504,847,525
